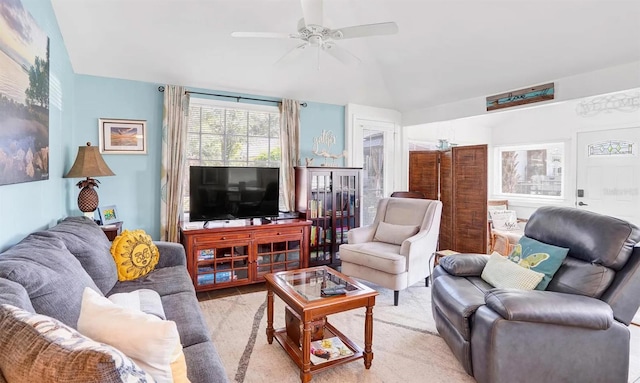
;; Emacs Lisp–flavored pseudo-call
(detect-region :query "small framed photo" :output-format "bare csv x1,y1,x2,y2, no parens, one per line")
98,205,120,225
98,118,147,154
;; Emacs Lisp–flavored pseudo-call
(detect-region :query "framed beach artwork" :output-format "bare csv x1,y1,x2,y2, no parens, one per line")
0,0,50,185
98,118,147,154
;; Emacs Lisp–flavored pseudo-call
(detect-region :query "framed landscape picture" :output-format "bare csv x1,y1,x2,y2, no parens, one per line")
98,118,147,154
98,205,120,225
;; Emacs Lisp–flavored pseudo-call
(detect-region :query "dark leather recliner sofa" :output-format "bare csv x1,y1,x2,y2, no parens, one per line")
432,206,640,383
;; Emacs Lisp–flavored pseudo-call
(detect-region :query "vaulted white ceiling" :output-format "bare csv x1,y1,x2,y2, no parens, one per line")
51,0,640,113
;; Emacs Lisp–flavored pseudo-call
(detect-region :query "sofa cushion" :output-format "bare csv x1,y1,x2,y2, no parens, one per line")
339,242,405,274
382,198,430,227
507,236,568,290
0,233,102,327
162,291,212,347
78,288,180,383
0,304,154,383
0,278,35,313
108,266,195,297
546,257,616,298
46,216,118,294
111,230,160,281
373,221,419,245
524,205,640,270
481,252,544,290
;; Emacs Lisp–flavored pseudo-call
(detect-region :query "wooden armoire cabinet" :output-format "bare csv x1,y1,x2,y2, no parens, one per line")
409,145,487,254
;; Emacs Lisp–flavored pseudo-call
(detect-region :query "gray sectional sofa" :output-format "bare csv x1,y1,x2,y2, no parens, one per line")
0,216,228,383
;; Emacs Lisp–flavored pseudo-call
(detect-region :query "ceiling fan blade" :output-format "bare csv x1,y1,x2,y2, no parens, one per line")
322,43,360,66
331,22,399,40
231,32,297,39
300,0,323,26
275,43,309,65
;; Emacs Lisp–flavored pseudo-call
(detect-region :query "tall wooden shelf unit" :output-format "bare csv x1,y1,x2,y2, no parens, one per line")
294,166,362,267
179,219,311,292
409,145,488,254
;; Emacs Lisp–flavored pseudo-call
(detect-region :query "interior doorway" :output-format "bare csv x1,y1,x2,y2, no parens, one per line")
360,122,396,226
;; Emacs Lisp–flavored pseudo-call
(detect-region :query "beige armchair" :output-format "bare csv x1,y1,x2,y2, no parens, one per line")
339,197,443,305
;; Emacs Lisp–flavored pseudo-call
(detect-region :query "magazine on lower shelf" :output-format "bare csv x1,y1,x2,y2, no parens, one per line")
309,336,354,365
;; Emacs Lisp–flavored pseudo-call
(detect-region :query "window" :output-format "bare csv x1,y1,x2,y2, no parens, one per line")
496,142,564,198
184,99,281,212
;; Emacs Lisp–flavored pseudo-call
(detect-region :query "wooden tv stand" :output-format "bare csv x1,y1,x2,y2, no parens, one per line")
179,219,311,292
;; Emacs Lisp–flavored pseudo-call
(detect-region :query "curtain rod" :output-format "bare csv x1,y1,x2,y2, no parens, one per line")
157,86,307,107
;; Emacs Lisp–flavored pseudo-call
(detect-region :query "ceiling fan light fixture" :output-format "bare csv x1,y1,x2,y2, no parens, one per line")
309,35,322,46
231,0,398,67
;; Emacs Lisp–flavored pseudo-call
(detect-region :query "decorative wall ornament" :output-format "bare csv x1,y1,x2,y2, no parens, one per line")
0,0,50,186
587,140,635,157
312,130,347,166
575,92,640,117
486,83,554,111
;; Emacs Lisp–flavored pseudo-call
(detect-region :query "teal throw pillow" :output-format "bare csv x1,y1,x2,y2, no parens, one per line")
507,236,569,290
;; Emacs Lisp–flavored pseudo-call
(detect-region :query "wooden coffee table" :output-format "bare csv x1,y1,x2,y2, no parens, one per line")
264,266,378,383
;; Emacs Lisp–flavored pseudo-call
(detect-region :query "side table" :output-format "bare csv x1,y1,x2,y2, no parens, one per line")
100,221,123,241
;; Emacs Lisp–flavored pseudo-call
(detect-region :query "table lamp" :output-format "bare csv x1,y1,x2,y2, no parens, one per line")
64,142,115,216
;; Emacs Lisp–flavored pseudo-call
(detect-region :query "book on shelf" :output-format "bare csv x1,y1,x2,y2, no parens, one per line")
309,200,317,219
309,336,354,365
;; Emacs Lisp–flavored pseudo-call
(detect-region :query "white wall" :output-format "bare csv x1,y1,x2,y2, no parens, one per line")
403,61,640,126
404,87,640,219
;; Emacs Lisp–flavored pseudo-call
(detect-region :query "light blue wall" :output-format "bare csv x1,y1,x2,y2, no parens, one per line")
300,102,345,167
0,0,74,251
72,76,163,236
71,82,345,238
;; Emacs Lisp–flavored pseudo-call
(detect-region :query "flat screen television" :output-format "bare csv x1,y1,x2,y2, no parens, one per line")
189,166,280,222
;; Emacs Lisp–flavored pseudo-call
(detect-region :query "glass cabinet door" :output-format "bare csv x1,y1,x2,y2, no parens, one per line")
195,243,249,287
255,238,302,280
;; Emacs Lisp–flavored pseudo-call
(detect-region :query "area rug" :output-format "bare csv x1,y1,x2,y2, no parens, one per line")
199,283,475,383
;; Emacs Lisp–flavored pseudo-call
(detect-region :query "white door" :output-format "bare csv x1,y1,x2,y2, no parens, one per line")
353,120,397,226
576,127,640,325
576,127,640,225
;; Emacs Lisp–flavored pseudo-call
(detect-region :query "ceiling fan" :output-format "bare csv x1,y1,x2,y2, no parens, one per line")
231,0,399,67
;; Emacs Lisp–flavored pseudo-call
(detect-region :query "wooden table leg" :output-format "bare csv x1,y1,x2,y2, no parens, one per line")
364,304,374,369
300,316,312,383
266,288,274,344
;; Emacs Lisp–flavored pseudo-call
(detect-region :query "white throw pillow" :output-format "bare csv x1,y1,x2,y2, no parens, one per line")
481,252,544,290
78,287,181,383
373,221,420,245
489,209,519,231
108,289,166,320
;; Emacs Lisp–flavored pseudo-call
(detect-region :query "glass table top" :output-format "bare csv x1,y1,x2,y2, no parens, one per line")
276,268,360,301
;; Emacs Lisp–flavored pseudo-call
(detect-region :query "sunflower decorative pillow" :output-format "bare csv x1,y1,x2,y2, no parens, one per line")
110,229,159,281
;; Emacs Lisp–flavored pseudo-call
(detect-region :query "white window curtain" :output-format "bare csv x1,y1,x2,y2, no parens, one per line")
160,85,189,241
279,99,300,212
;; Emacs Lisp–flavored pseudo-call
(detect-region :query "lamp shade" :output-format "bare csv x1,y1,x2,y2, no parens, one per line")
64,142,115,178
65,142,115,213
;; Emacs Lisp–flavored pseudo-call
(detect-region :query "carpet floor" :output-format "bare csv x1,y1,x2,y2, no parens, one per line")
199,282,474,383
199,282,640,383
